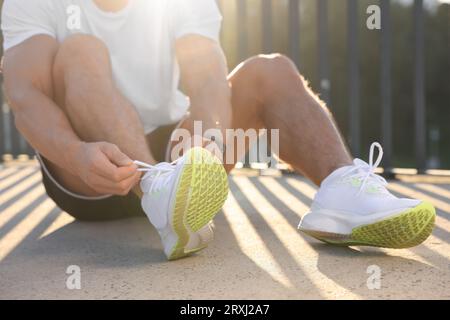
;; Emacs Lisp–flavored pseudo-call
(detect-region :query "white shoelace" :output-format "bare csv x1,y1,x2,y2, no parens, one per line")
343,142,387,196
133,160,178,194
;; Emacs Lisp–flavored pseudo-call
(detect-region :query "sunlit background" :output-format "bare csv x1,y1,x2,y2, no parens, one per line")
0,0,449,171
0,0,450,300
217,0,449,170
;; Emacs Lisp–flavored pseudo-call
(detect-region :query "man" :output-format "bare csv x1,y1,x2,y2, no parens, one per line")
1,0,435,261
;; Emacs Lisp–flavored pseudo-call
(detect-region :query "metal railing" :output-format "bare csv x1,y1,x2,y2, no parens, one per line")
1,84,35,160
0,0,430,173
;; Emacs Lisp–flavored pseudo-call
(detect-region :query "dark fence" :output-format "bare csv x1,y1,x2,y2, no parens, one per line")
0,0,430,173
0,83,34,159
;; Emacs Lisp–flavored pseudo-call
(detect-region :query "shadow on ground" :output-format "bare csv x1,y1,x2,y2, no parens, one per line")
1,166,450,299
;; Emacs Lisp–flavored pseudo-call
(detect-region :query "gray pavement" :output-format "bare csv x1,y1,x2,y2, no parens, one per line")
0,164,450,299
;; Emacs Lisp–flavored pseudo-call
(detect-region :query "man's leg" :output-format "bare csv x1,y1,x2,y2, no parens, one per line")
167,53,435,250
49,34,156,196
231,54,352,185
225,54,434,249
177,54,352,186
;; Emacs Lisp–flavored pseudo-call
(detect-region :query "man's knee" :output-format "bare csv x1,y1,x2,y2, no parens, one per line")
52,34,113,117
54,34,110,74
238,53,304,89
249,53,296,73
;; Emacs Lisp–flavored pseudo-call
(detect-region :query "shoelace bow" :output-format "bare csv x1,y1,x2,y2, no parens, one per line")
343,142,387,196
133,159,179,194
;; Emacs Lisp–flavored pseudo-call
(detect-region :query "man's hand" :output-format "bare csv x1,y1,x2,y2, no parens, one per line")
71,142,140,196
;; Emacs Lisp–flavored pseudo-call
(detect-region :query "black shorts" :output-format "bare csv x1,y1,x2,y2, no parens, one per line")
39,123,178,221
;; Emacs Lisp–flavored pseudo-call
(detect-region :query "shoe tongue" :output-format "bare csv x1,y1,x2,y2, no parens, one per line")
320,159,369,187
140,167,174,193
353,158,369,167
140,172,157,193
320,164,353,187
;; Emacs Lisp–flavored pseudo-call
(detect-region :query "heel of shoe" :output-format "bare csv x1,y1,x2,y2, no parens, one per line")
351,202,436,248
300,202,436,249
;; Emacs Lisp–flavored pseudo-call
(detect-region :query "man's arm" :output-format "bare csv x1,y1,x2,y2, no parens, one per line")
3,35,137,195
175,35,232,143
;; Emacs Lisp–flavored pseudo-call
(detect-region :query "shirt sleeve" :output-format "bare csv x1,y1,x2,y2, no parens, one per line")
171,0,223,42
1,0,56,51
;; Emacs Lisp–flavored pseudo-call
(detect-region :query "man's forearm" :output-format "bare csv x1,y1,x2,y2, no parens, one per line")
10,88,82,174
176,35,233,150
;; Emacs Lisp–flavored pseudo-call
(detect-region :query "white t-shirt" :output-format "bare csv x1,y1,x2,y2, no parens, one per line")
1,0,222,133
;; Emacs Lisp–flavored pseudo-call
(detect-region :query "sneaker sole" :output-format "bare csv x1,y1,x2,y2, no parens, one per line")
168,148,229,260
300,202,436,249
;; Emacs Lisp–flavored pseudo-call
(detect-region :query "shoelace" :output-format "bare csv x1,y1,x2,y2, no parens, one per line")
133,160,179,194
343,142,387,196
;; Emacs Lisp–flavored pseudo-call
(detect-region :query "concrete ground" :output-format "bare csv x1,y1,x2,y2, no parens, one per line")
0,163,450,300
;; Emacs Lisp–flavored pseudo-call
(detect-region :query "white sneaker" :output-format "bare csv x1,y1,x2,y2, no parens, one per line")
135,147,228,260
298,142,435,248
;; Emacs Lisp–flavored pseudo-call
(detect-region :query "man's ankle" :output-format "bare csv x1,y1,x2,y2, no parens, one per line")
132,185,143,199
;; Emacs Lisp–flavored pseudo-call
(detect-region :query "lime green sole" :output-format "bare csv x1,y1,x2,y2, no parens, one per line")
301,202,436,249
168,148,229,260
